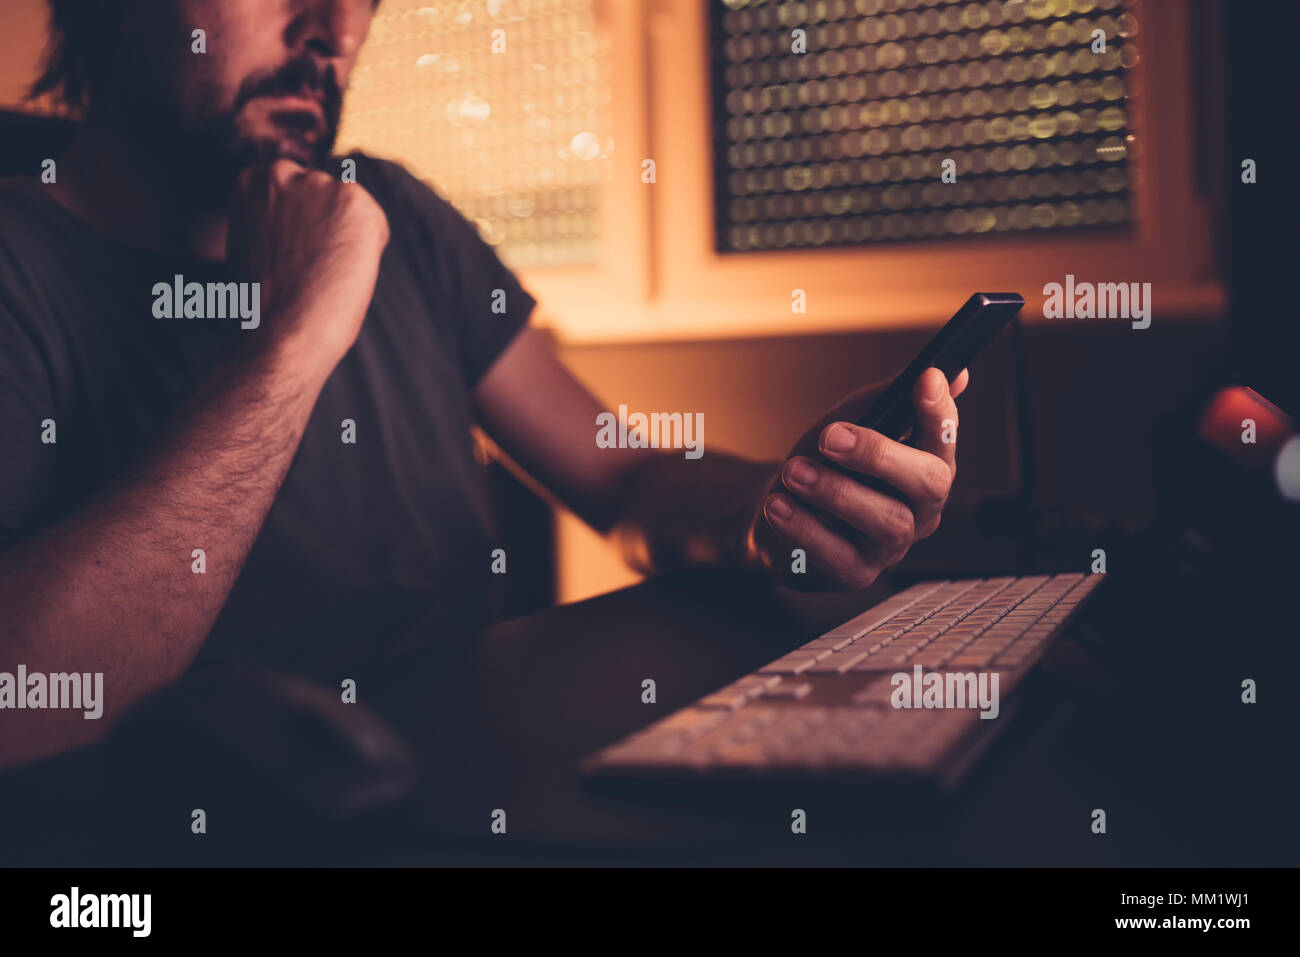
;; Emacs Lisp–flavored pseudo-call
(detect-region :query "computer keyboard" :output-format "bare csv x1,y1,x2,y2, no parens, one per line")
582,573,1104,786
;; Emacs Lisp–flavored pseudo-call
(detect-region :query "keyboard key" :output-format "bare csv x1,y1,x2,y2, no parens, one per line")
947,653,993,667
807,649,872,674
761,682,813,700
853,652,911,671
728,676,772,694
698,690,754,710
804,635,854,651
648,708,731,737
759,655,818,675
910,651,953,668
789,646,835,662
970,636,1015,649
928,643,969,657
890,639,928,654
851,677,898,706
819,580,949,640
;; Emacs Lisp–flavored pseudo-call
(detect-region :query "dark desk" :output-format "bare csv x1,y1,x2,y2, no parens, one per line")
4,551,1294,868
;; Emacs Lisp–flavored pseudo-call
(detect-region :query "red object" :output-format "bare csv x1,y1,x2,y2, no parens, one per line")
1197,387,1295,470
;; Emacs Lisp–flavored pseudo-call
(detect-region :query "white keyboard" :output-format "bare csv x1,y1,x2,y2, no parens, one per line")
582,573,1105,783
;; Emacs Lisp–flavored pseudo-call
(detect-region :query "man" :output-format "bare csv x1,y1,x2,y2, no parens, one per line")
0,0,968,767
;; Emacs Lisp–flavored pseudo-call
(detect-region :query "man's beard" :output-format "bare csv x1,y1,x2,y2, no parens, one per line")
110,48,344,212
224,52,345,173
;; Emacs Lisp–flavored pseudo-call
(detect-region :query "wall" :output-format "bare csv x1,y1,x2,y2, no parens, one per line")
0,0,49,109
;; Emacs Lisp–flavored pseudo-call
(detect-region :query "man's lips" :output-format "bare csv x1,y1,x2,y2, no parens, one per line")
263,93,323,112
250,93,324,123
245,94,326,143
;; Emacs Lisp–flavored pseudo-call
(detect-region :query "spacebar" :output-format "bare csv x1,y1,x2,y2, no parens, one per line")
818,580,950,640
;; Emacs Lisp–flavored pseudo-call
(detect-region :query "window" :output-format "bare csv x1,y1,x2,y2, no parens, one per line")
710,0,1139,251
337,0,615,269
339,0,1223,342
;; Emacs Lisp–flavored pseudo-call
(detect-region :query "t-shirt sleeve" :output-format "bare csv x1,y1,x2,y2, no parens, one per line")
362,155,537,387
0,289,58,550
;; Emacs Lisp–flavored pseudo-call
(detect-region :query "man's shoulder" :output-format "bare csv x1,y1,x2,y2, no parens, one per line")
0,175,42,199
340,152,460,225
0,176,48,237
0,177,61,289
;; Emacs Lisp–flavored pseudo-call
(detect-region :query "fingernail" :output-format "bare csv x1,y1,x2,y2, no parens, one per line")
766,494,794,520
786,460,818,486
924,372,946,403
823,424,856,452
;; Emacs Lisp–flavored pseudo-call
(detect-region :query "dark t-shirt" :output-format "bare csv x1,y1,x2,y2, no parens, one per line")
0,153,534,663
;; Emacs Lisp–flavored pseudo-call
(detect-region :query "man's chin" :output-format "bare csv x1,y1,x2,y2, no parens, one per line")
269,138,321,167
231,135,323,169
181,133,336,209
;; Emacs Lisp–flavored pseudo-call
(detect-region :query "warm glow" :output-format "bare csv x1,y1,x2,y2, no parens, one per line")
337,0,614,270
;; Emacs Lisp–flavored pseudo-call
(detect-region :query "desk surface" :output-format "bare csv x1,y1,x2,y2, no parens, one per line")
2,563,1294,867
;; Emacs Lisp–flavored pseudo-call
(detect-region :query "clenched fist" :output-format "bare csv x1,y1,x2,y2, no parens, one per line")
228,159,390,370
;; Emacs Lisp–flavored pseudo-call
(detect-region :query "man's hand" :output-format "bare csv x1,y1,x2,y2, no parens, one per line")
746,367,968,590
230,158,390,371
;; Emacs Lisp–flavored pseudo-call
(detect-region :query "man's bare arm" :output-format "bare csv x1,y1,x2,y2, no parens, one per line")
473,326,774,571
0,337,331,766
0,160,390,768
474,326,966,590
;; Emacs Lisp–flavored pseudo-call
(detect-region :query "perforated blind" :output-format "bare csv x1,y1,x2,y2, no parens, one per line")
338,0,613,268
710,0,1139,251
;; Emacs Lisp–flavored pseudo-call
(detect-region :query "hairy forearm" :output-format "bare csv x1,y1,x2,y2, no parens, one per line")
0,331,330,766
609,451,775,574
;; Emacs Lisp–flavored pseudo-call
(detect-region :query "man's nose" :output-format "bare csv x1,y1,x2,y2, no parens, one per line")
288,0,369,63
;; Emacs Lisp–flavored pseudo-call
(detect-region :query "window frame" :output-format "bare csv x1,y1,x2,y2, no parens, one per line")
523,0,1225,344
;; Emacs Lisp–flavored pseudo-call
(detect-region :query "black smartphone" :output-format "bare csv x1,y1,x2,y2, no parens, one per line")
856,292,1025,441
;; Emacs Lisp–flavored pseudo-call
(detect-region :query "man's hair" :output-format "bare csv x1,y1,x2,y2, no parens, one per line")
29,0,124,114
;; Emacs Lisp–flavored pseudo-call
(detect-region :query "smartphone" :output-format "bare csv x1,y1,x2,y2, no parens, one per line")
856,292,1025,441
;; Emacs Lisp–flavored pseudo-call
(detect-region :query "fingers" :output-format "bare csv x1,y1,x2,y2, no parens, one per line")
815,422,953,513
810,368,959,541
236,159,312,202
764,367,969,589
234,164,263,192
909,367,959,472
780,457,918,559
762,493,888,590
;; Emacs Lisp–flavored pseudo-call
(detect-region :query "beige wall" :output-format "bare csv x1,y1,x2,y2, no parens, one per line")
0,0,50,109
